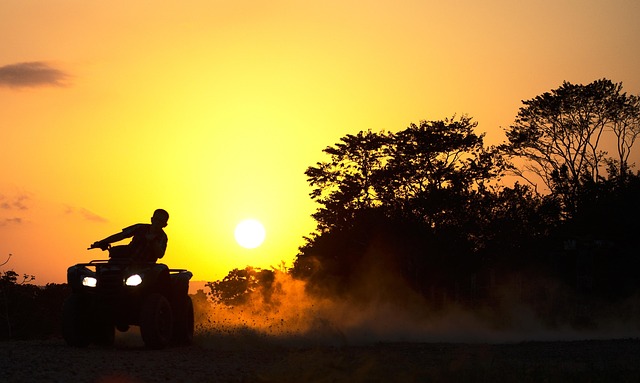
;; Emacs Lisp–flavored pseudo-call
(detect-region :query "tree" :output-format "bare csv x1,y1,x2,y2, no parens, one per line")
1,256,36,339
305,130,390,232
205,267,276,306
297,116,504,298
380,115,501,224
501,79,640,215
305,116,501,232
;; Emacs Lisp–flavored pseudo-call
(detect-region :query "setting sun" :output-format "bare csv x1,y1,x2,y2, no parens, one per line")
234,219,266,249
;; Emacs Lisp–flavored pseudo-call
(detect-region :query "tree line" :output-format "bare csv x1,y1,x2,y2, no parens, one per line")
0,269,69,340
284,78,640,326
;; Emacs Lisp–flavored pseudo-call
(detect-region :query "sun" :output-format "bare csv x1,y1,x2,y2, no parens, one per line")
234,219,266,249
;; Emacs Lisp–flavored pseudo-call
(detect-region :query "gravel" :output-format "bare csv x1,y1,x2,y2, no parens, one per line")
2,336,640,382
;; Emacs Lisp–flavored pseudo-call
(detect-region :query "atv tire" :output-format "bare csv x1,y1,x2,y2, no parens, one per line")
171,296,194,346
62,293,91,347
92,320,115,347
140,293,173,349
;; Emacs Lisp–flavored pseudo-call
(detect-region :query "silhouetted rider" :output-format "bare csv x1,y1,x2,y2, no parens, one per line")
90,209,169,263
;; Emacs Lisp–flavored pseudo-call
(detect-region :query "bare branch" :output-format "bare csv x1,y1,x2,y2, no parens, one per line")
0,254,12,267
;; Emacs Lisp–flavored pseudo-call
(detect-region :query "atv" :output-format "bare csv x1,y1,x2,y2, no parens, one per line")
62,246,194,349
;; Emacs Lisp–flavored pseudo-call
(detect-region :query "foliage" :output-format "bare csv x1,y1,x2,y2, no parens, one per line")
297,116,509,299
500,79,640,216
305,115,500,233
568,168,640,242
382,116,496,199
0,270,70,340
294,80,640,321
305,130,391,232
205,267,277,306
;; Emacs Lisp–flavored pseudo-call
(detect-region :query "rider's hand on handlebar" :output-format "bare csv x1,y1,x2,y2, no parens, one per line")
89,241,110,251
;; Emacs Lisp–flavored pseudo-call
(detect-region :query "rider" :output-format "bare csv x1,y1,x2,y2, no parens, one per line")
90,209,169,263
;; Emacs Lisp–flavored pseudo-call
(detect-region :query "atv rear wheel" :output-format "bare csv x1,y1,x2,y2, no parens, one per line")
140,293,173,349
62,293,91,347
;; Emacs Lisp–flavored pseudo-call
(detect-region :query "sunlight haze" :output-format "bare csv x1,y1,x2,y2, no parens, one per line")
1,0,639,284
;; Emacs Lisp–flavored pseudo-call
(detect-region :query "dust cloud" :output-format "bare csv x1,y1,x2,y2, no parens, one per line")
192,266,640,347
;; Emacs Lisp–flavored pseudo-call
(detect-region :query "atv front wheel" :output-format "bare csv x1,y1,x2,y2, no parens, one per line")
140,293,173,349
92,320,115,347
172,295,194,346
62,293,91,347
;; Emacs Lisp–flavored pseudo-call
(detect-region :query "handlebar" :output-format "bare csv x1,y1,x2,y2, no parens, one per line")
88,242,111,251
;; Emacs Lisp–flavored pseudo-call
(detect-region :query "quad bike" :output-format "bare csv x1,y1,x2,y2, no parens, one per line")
62,245,194,349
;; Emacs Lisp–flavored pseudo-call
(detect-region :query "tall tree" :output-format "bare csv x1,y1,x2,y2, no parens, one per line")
298,116,503,296
501,79,640,214
305,116,500,232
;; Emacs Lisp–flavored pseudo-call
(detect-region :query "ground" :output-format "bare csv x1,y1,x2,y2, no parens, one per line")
1,335,639,382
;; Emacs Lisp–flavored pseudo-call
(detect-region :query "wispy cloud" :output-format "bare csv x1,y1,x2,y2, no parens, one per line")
79,208,108,223
0,61,70,88
0,217,23,227
64,206,108,223
0,193,30,211
0,192,30,226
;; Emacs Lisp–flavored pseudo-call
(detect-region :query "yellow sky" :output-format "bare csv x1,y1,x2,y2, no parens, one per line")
1,0,639,284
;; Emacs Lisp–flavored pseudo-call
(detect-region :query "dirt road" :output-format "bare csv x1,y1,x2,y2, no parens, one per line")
1,336,639,382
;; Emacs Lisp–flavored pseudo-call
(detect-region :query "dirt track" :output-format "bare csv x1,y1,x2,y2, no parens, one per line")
2,336,640,382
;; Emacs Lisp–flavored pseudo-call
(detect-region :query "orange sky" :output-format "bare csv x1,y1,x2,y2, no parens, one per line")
1,0,639,284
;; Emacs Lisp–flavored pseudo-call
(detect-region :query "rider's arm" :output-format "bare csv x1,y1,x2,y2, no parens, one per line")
92,225,139,248
97,231,130,244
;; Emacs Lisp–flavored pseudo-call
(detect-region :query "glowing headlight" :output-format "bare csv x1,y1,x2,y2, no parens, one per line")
125,274,143,286
82,276,97,287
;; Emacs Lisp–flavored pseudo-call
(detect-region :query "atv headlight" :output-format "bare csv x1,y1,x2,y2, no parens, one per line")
82,276,97,287
125,274,143,286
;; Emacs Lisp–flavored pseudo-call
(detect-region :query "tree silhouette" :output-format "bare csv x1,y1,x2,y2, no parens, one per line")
305,116,500,232
206,267,276,306
501,79,640,216
380,115,501,225
305,130,390,233
0,269,67,340
609,92,640,180
296,116,506,300
1,254,36,339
